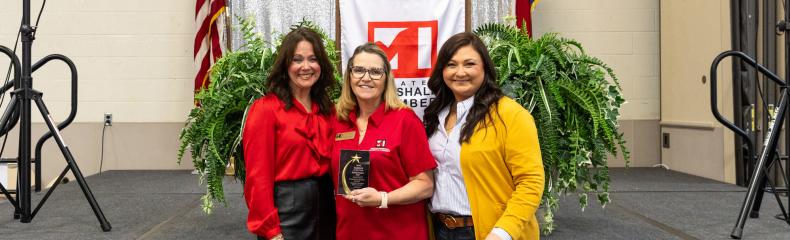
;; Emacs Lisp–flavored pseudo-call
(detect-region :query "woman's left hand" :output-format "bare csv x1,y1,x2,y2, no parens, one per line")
344,187,381,207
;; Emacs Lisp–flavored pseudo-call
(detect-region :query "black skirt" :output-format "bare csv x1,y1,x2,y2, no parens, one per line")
258,175,336,240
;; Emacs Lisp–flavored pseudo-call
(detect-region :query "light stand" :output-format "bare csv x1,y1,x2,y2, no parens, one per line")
0,0,110,231
710,51,790,239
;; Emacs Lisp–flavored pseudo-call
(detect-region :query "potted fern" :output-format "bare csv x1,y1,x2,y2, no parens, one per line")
476,23,629,234
177,18,341,213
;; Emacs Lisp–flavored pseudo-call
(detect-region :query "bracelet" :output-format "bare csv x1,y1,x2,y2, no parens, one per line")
378,191,388,208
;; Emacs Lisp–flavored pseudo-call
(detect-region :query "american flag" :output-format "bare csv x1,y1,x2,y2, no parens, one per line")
516,0,540,37
194,0,227,93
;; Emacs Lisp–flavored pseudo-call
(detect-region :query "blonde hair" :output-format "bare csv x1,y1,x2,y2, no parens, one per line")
336,43,407,121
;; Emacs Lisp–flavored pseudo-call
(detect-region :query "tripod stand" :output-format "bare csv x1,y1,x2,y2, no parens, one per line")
0,0,110,231
710,50,790,239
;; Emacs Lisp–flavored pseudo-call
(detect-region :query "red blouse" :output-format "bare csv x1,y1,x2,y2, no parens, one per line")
242,94,334,238
331,103,437,240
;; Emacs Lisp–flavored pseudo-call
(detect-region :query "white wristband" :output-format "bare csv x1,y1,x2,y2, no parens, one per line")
378,191,388,208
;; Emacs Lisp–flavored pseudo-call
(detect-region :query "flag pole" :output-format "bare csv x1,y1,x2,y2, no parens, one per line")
224,0,233,51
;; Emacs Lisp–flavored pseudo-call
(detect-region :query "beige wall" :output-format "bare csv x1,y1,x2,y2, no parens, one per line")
0,1,196,186
0,1,195,123
659,1,735,183
532,0,661,167
532,0,660,120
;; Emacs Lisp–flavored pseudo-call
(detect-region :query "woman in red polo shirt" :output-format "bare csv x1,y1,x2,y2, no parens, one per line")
331,43,437,240
242,27,337,240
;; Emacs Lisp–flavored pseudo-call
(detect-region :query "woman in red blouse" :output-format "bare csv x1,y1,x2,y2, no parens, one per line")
242,27,337,240
331,43,437,240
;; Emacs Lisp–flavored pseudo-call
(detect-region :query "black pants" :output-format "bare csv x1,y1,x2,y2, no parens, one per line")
433,215,475,240
257,175,336,240
316,174,336,240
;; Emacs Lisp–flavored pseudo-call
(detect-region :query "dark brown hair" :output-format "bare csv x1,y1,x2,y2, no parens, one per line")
266,27,335,115
424,32,503,143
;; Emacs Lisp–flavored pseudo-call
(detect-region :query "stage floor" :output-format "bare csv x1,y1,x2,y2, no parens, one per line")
0,168,788,239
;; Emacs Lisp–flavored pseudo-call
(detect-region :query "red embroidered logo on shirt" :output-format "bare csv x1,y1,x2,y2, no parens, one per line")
369,139,390,152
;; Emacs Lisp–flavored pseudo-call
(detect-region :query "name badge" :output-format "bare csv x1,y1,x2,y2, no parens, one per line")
335,131,355,141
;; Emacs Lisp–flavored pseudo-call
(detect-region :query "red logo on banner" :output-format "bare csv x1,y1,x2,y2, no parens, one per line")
368,21,438,78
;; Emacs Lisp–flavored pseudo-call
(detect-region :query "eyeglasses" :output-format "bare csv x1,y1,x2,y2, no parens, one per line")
351,66,385,80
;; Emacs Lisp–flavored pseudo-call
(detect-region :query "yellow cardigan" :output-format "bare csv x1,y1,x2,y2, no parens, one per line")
460,97,545,240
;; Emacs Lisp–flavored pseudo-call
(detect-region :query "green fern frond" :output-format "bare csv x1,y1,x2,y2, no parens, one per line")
475,23,524,42
555,79,602,136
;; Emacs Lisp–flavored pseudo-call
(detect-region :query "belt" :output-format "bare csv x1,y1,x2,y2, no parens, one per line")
434,212,473,229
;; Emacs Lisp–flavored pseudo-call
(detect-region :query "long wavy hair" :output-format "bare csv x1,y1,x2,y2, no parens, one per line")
335,43,406,121
424,32,503,143
266,27,335,115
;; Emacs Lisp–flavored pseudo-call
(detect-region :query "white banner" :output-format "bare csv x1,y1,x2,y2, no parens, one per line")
340,0,465,119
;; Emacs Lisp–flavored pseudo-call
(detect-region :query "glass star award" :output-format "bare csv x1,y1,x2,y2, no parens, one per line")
337,150,370,195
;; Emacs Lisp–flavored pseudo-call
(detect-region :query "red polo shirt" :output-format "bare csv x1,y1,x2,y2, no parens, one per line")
331,103,437,240
242,94,334,238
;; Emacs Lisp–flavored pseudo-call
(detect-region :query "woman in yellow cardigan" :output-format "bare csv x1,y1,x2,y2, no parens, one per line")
423,32,545,240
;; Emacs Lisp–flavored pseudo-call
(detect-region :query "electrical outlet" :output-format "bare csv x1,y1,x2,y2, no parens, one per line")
662,133,670,148
104,113,112,126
